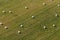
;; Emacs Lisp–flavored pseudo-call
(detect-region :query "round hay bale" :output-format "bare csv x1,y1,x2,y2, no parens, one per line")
57,3,60,7
43,3,46,6
32,16,35,19
53,24,56,27
18,31,21,34
43,26,47,29
20,24,23,28
9,11,12,13
25,6,28,9
0,22,3,25
57,4,60,7
2,11,6,13
55,14,58,17
4,26,8,29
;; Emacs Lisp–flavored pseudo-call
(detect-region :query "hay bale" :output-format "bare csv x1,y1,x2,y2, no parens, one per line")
43,3,46,6
55,14,58,17
53,24,56,27
25,6,28,9
9,11,12,13
4,26,8,29
43,26,47,29
0,22,3,25
57,4,60,7
32,16,35,19
20,24,23,28
18,31,21,34
2,11,6,13
57,3,60,7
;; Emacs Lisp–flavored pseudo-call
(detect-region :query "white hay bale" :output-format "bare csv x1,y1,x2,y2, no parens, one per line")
53,24,56,27
57,4,60,7
18,31,21,34
25,6,28,9
2,11,6,13
32,16,35,19
43,3,46,6
55,14,58,17
43,26,47,29
0,22,3,25
20,24,23,28
57,3,60,7
4,26,8,29
9,11,12,13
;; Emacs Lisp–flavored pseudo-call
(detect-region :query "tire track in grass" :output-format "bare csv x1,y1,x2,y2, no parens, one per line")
17,2,59,39
1,0,55,24
3,5,57,39
0,0,42,22
33,6,59,40
35,18,60,40
0,8,54,39
21,12,60,40
40,18,60,40
3,0,56,27
20,12,55,39
4,0,60,40
0,0,57,36
40,28,60,40
0,0,57,39
0,0,26,18
0,10,48,37
0,0,26,17
0,7,59,39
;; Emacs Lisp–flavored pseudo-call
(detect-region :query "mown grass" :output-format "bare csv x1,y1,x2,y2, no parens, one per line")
0,0,60,40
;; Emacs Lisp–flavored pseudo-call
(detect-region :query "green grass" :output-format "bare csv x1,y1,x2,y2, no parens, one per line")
0,0,60,40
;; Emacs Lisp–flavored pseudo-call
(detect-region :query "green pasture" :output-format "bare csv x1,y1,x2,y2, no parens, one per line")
0,0,60,40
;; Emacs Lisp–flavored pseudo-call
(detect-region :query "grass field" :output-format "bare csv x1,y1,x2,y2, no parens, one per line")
0,0,60,40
